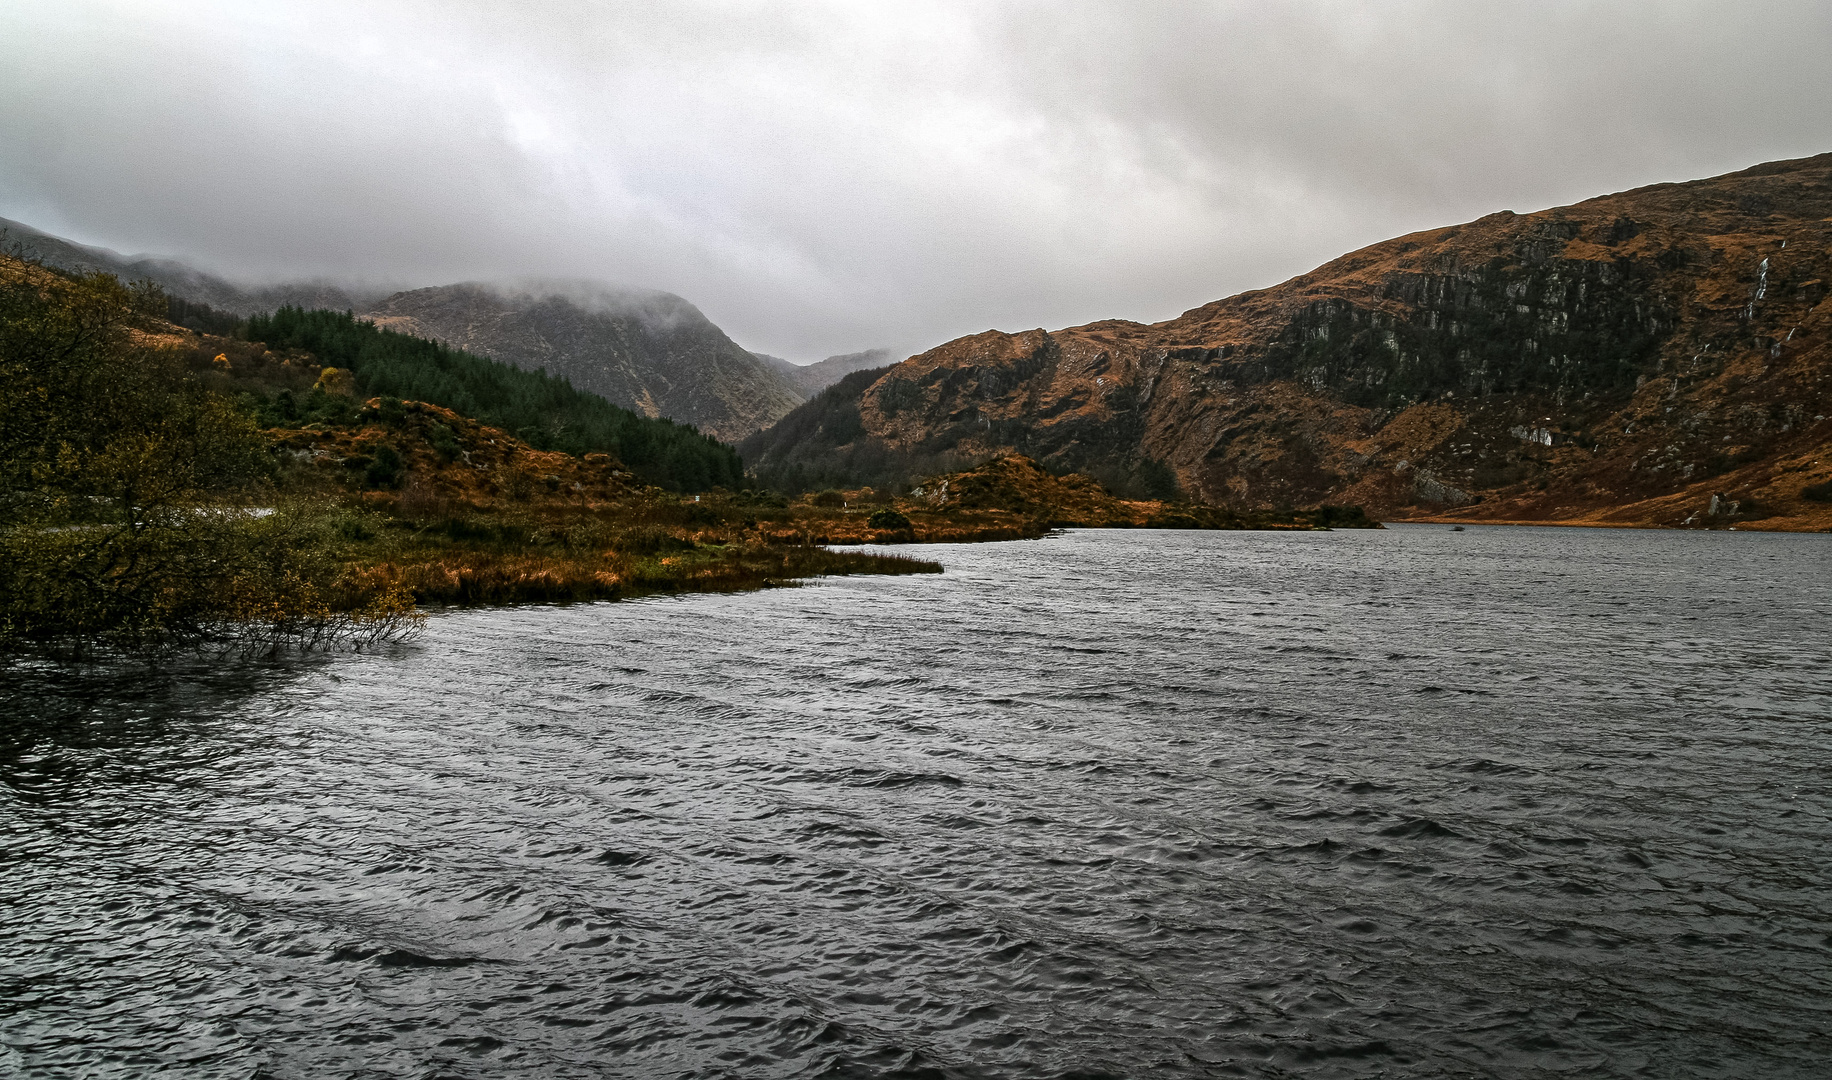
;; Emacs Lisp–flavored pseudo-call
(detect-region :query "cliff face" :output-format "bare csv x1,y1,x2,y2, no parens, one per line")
364,283,804,443
760,153,1832,529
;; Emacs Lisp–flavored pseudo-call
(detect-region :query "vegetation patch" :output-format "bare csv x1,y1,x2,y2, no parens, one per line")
0,259,417,653
243,307,742,491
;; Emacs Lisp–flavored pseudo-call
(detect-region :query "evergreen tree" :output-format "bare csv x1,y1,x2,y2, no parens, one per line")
243,307,743,491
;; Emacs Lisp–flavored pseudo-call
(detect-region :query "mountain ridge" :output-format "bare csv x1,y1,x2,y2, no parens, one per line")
359,281,803,441
0,215,377,315
744,152,1832,530
2,216,808,441
758,348,905,396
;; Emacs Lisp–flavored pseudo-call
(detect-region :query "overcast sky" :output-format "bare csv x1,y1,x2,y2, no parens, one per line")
5,1,1830,361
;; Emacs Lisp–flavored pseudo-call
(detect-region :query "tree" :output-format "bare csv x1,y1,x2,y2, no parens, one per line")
242,307,745,491
0,258,412,649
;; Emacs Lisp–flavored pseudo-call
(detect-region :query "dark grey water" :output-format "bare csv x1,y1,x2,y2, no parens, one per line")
4,526,1830,1079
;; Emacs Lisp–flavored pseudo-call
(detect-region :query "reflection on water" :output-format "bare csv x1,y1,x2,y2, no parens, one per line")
3,526,1830,1078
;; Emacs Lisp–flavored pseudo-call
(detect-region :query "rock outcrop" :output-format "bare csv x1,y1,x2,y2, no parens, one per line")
745,153,1832,530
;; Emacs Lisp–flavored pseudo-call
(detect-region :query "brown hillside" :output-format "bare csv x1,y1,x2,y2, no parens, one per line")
823,154,1832,530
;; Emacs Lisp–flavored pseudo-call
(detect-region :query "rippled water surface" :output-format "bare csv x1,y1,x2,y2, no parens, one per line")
5,526,1831,1078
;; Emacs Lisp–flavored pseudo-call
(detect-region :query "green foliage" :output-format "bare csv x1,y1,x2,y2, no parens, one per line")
0,260,414,650
1134,458,1183,502
375,395,407,427
165,294,244,336
428,421,462,463
0,265,269,515
1299,504,1379,529
867,508,912,530
364,445,405,489
243,306,742,491
249,385,361,428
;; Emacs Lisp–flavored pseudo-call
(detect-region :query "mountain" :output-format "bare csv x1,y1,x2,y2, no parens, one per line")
738,364,903,494
361,282,803,442
238,306,744,491
2,216,807,442
0,216,375,316
742,153,1832,530
750,347,905,396
749,351,807,385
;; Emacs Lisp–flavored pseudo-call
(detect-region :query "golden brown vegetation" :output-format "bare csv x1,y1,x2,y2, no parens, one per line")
0,256,420,652
748,153,1832,532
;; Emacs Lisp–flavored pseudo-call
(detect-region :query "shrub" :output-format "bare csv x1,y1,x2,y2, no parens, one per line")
0,258,418,651
364,445,405,489
1303,504,1378,528
867,508,912,530
428,422,462,462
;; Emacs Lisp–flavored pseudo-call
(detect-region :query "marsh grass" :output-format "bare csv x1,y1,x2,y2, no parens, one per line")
351,523,940,607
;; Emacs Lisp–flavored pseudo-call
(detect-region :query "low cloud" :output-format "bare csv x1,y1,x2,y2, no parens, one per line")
3,0,1828,359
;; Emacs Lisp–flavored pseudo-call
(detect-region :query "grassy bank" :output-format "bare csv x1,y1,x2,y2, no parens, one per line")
351,539,939,606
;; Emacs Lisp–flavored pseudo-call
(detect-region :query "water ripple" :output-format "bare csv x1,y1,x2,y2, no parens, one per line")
3,525,1830,1078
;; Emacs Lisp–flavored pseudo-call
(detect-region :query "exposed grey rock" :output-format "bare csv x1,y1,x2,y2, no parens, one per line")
1413,472,1476,507
364,281,805,442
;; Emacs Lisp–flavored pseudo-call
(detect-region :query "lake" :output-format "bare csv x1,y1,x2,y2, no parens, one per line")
3,525,1829,1078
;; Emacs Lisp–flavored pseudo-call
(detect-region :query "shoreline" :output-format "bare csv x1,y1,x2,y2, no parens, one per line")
1385,514,1832,533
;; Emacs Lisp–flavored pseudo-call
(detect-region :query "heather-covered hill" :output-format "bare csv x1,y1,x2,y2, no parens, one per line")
746,153,1832,530
238,306,744,492
900,454,1374,530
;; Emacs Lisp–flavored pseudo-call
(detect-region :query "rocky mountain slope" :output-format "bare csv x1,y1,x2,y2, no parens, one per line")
752,348,904,396
361,283,802,443
744,153,1832,530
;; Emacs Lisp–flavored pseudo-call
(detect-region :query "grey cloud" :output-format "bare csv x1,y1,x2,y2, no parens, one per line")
487,279,709,335
2,1,1828,361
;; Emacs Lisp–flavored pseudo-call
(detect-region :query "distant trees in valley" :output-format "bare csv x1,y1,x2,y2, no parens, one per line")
243,307,742,492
